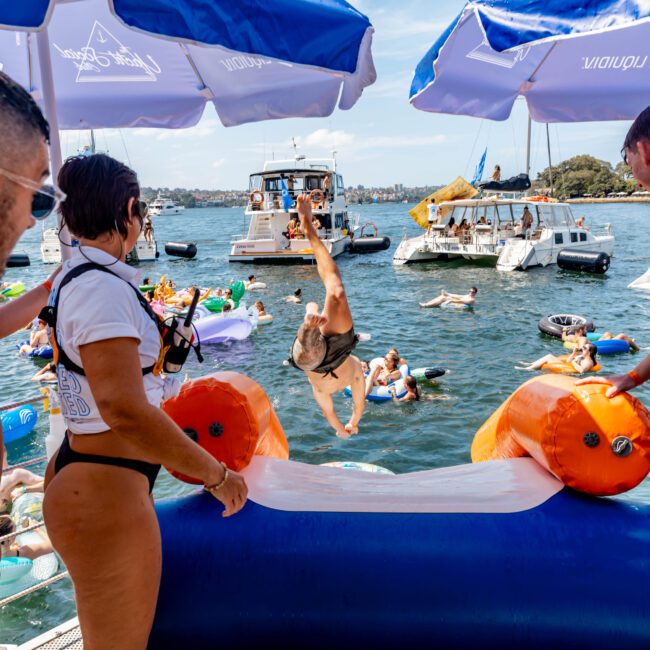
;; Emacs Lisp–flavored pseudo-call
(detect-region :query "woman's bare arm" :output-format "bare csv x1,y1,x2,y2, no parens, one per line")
80,338,247,516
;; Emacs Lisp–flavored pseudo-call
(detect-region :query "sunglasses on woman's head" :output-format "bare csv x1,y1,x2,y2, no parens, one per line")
0,166,66,220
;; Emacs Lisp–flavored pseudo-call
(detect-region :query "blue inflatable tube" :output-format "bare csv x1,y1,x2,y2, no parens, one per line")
150,457,650,650
594,338,630,354
17,341,54,359
1,404,38,444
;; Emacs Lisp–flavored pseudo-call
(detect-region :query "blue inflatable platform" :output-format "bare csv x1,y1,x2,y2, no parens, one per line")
150,457,650,649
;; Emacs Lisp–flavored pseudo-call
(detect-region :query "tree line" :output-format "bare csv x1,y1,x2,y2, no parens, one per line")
532,155,638,198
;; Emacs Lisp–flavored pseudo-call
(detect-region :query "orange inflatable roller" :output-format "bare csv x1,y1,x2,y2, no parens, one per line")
472,374,650,495
162,372,289,483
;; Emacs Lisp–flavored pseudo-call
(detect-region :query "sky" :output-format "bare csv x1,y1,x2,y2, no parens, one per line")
59,0,634,191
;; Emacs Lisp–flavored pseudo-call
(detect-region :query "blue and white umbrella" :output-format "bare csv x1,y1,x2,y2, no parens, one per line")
409,0,650,123
0,0,375,132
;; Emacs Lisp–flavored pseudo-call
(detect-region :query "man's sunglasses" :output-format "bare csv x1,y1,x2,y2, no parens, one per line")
0,166,66,220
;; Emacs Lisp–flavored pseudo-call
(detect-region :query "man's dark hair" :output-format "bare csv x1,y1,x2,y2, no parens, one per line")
624,106,650,151
58,154,141,239
470,287,478,293
0,71,50,148
248,274,255,281
294,288,302,297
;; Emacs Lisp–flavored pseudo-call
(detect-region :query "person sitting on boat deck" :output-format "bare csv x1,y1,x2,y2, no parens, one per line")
43,153,247,650
365,352,401,397
491,164,501,182
575,216,587,228
391,375,420,402
563,324,640,352
287,175,295,194
478,215,488,225
19,318,49,355
446,216,457,236
516,206,534,238
419,287,478,308
0,72,62,472
577,107,650,398
287,195,365,438
0,511,54,561
457,218,470,240
286,288,303,304
32,361,57,383
517,343,597,373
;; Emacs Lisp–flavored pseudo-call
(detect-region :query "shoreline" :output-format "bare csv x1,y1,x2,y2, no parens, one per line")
565,197,650,204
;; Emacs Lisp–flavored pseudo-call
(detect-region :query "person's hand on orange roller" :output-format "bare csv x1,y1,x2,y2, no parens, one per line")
204,462,248,518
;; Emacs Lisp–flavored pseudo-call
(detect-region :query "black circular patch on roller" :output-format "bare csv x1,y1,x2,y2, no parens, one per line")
209,422,224,438
583,432,600,448
183,428,198,442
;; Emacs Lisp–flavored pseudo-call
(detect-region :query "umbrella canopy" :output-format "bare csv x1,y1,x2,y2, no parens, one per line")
409,0,650,123
0,0,376,129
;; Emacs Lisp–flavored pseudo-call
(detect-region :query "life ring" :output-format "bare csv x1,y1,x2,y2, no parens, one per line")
17,342,54,359
538,314,595,338
360,222,378,238
249,191,264,208
528,195,549,202
246,282,267,291
258,314,273,325
310,189,325,204
542,354,601,374
0,557,34,586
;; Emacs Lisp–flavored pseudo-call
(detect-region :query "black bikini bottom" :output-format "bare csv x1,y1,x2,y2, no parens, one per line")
54,433,161,494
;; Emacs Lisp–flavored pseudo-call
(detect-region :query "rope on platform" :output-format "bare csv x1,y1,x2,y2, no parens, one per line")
0,519,46,543
0,571,70,608
0,395,46,412
2,456,48,474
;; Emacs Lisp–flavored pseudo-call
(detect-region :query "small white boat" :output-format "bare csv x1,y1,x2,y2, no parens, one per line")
149,194,184,216
40,227,61,264
126,232,158,263
229,155,359,263
393,197,614,271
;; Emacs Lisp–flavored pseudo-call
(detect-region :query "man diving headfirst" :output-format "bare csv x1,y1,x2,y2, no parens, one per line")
288,195,365,438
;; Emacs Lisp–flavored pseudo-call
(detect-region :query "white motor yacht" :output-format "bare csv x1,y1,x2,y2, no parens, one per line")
40,227,62,264
393,197,614,271
229,156,359,263
126,232,159,263
149,195,184,216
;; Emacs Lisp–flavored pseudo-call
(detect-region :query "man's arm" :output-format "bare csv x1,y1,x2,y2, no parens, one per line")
311,385,347,435
577,353,650,397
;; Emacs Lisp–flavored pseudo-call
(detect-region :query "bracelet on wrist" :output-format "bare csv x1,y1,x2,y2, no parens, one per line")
204,462,229,493
42,280,52,293
628,370,643,387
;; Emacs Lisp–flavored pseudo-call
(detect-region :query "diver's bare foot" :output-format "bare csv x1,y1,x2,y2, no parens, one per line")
344,422,359,436
304,312,328,329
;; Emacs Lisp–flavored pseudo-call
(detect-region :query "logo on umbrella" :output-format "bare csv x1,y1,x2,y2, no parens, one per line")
53,20,162,83
466,38,531,69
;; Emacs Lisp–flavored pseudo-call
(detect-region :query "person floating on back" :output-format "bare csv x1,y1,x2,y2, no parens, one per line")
287,195,365,438
420,287,478,308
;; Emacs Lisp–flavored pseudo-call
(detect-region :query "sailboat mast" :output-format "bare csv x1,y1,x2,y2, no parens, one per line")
90,129,96,154
525,115,532,180
545,124,554,197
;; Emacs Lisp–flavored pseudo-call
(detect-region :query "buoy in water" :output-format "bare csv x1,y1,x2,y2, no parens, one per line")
347,237,391,254
6,253,30,267
557,249,610,274
165,242,197,259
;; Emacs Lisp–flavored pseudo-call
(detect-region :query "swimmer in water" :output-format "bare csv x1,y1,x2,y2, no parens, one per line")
391,375,420,402
420,287,477,308
286,288,302,304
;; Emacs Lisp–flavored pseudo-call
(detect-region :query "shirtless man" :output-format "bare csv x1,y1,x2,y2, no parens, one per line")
419,287,478,308
288,195,365,438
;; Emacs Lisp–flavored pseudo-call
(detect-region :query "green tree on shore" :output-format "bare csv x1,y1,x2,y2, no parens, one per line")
533,154,636,198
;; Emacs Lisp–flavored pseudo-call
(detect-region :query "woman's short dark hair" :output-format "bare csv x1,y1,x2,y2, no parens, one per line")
624,106,650,151
294,288,302,297
58,154,141,239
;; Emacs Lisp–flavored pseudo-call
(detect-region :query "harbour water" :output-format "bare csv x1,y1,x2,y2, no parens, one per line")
2,201,650,643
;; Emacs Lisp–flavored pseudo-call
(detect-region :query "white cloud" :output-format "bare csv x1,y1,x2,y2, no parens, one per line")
131,119,219,142
212,158,226,168
295,129,356,150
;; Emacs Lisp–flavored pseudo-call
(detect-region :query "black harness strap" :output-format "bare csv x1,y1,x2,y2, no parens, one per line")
41,262,162,377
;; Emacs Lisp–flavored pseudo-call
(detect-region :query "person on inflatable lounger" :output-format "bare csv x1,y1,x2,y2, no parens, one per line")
287,195,365,438
516,343,597,373
420,287,477,308
563,324,640,352
365,352,402,397
18,318,49,355
578,107,650,398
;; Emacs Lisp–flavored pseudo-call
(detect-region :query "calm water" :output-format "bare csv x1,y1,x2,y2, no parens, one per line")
2,201,650,642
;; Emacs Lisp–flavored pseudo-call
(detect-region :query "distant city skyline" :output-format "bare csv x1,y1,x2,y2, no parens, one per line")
57,0,634,191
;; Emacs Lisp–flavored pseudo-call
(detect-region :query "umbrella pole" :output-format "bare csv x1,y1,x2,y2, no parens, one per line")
35,29,72,260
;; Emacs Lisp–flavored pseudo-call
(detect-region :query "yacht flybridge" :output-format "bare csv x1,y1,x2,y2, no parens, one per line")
229,156,358,263
393,197,614,271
